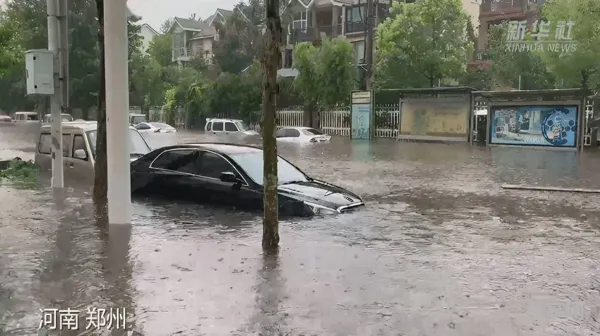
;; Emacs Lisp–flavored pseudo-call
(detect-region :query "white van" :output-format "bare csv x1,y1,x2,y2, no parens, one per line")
43,113,74,124
129,113,147,125
13,111,39,122
204,118,259,136
34,121,152,180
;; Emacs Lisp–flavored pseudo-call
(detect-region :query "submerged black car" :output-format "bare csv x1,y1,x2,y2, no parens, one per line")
130,143,364,216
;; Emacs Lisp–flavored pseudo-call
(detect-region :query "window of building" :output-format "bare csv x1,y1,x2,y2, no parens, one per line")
293,11,307,31
353,41,365,64
346,6,365,23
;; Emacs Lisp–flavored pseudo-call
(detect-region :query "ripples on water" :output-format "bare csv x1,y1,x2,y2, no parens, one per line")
1,127,600,335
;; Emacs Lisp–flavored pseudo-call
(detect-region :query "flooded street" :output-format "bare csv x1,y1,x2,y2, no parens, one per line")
2,124,600,335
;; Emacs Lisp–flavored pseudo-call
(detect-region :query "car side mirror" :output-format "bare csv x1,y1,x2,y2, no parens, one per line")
74,149,87,160
219,171,238,183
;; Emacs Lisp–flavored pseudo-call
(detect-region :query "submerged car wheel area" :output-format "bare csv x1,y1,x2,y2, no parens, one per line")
130,143,364,216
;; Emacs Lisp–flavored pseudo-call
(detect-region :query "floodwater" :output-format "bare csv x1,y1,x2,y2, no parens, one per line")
2,123,600,335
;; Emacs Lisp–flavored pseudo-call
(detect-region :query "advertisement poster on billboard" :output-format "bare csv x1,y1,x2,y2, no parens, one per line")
490,106,578,147
351,91,373,140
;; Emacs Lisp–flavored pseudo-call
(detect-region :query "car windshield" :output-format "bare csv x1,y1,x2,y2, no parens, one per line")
61,114,73,121
235,121,250,131
150,122,171,129
131,115,147,124
302,128,323,135
229,152,309,185
86,129,150,157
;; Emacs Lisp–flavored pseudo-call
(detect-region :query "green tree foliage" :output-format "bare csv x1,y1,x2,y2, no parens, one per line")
147,29,173,67
376,0,472,88
293,38,357,109
130,54,165,110
213,10,264,73
0,0,101,113
462,22,555,90
541,0,600,91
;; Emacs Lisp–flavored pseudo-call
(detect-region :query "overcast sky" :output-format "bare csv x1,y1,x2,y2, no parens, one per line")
128,0,240,31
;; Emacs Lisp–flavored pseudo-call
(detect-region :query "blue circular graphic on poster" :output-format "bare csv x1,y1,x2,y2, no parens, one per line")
541,108,574,146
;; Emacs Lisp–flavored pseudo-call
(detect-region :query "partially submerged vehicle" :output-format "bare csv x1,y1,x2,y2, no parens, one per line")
13,111,39,122
135,122,176,133
42,113,74,124
204,118,259,137
129,113,147,125
0,114,14,126
130,143,364,216
35,121,151,179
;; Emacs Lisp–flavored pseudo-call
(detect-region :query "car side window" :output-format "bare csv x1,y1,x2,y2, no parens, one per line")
276,129,287,138
38,134,51,154
151,149,198,173
212,122,223,131
206,122,212,131
197,151,236,179
62,134,72,157
287,129,300,137
224,122,238,132
72,135,88,161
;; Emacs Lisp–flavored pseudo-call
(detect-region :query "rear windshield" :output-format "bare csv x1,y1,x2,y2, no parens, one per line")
301,128,323,135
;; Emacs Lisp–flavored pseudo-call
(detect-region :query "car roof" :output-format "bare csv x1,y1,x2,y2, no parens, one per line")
206,118,242,122
40,121,137,132
175,143,263,155
281,126,313,130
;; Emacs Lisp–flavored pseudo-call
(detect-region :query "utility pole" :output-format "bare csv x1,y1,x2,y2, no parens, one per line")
262,0,282,251
59,0,69,115
364,0,374,90
46,0,64,188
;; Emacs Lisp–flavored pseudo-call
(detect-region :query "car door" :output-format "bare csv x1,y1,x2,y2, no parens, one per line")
68,133,94,183
147,149,199,199
210,121,224,135
194,150,260,208
223,121,239,135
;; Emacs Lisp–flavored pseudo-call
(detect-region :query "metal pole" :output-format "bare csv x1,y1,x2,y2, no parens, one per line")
47,0,64,188
518,75,522,90
105,0,131,224
364,0,374,90
59,0,69,114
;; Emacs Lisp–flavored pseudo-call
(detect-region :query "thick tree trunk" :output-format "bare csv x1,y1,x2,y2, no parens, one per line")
93,0,107,207
261,0,282,251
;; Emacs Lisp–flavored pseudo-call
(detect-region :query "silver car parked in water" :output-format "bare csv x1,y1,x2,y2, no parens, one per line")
34,121,151,182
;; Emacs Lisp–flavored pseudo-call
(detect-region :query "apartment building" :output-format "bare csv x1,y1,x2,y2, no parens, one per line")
281,0,481,69
469,0,543,68
281,0,392,69
169,9,241,65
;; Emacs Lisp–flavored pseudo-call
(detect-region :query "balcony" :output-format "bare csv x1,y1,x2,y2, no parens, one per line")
172,47,192,61
480,0,528,19
290,25,342,44
346,21,366,34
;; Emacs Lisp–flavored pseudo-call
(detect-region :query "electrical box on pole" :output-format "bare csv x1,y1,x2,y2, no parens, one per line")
25,49,55,95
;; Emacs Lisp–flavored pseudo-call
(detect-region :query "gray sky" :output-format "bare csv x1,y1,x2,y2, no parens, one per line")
128,0,240,31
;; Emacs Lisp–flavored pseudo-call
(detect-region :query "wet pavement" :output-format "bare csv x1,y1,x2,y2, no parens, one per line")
2,124,600,335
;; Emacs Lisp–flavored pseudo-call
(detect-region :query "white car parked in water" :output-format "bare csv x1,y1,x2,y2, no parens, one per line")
276,127,331,143
135,122,176,133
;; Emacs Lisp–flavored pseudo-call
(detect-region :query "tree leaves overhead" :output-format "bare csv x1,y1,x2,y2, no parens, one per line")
541,0,600,91
213,10,264,73
293,38,358,109
376,0,472,88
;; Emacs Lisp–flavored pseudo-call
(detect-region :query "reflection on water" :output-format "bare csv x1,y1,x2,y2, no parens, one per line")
2,128,600,335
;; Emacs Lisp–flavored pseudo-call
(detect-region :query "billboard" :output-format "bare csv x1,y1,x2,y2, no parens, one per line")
490,106,578,147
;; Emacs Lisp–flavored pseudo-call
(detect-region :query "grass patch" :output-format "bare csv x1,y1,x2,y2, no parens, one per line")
0,158,40,187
